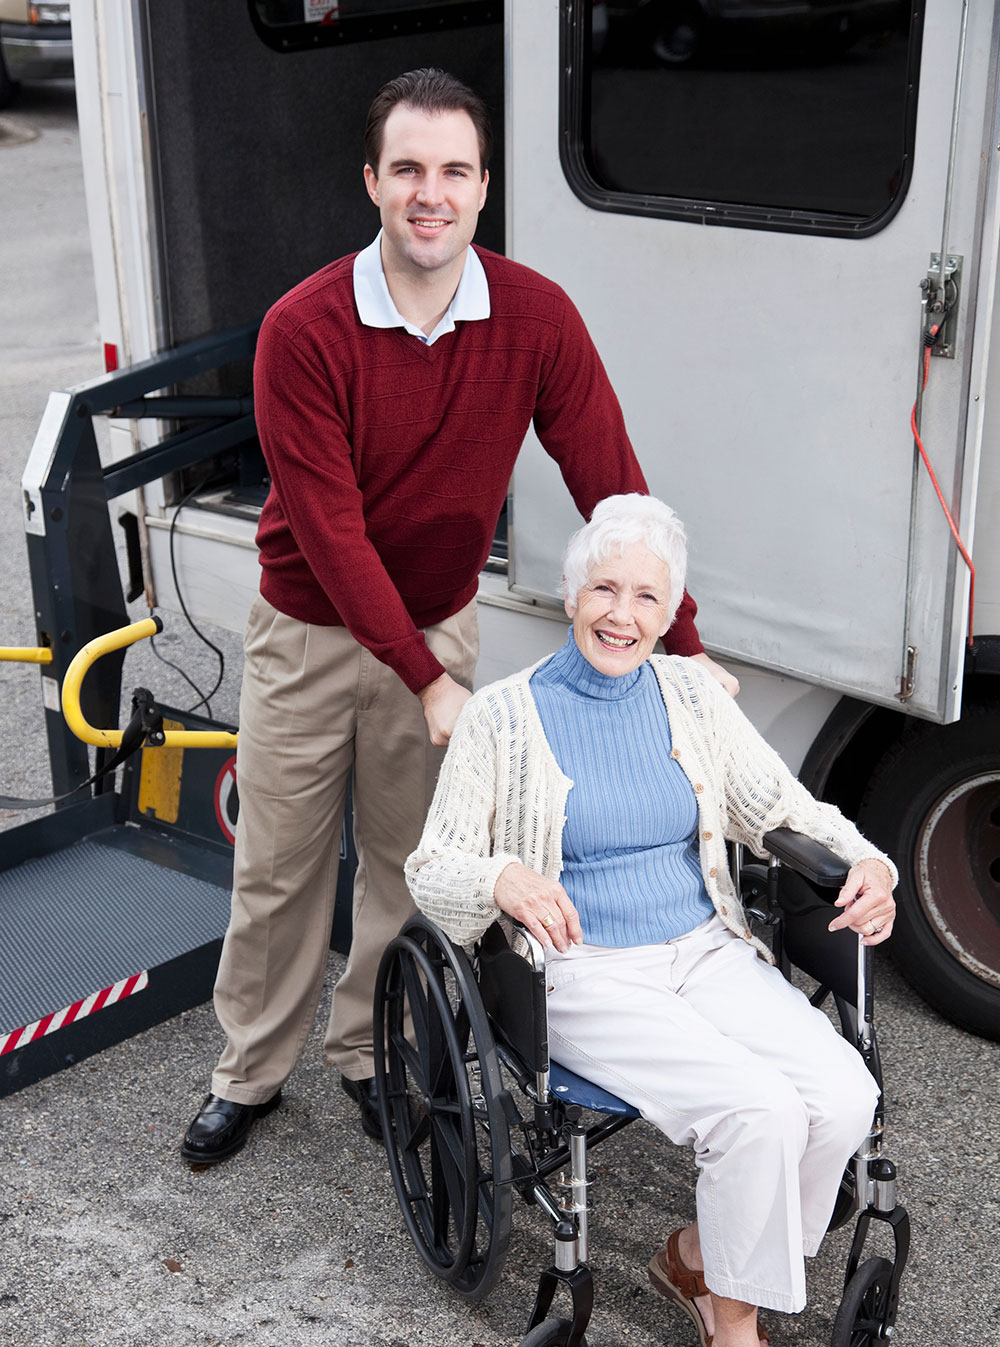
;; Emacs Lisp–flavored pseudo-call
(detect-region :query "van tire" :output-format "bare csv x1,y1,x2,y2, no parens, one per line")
0,47,19,110
857,705,1000,1041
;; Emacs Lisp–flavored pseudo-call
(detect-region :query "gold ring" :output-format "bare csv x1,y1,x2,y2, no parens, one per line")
540,913,555,928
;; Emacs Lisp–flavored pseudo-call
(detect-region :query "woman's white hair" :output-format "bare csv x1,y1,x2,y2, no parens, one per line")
561,493,688,626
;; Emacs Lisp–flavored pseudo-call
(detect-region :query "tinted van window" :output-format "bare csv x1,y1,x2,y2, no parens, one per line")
566,1,924,236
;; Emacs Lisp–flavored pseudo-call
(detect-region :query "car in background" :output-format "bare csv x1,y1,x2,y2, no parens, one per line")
0,1,72,109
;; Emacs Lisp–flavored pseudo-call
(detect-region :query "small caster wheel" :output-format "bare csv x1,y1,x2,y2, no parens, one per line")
831,1256,894,1347
519,1318,589,1347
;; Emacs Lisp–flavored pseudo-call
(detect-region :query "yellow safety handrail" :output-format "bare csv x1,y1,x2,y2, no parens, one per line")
61,617,239,749
0,646,53,664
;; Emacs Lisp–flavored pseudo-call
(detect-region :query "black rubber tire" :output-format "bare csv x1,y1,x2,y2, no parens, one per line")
649,2,704,67
0,46,20,111
857,707,1000,1041
375,915,513,1301
519,1318,588,1347
827,1166,857,1233
830,1256,894,1347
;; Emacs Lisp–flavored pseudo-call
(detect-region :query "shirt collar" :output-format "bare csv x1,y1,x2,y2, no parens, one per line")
352,230,490,346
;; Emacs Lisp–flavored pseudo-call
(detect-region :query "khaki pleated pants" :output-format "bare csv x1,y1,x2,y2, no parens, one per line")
211,594,478,1103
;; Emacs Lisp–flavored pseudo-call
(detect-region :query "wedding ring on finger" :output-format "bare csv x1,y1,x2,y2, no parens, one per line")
868,919,884,935
540,912,555,928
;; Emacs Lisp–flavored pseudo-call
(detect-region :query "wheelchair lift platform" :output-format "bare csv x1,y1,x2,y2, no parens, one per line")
0,791,233,1098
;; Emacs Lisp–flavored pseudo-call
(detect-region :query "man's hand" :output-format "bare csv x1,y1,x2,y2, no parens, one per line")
494,861,583,954
690,652,740,698
418,672,472,746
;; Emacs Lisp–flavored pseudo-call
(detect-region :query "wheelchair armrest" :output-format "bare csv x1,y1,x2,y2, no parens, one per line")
762,828,850,888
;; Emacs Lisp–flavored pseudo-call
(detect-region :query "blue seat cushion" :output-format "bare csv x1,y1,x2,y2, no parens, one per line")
549,1060,641,1118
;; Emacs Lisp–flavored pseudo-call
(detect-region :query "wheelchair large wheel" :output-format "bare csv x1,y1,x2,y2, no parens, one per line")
375,915,513,1301
518,1317,588,1347
827,1167,857,1233
830,1256,894,1347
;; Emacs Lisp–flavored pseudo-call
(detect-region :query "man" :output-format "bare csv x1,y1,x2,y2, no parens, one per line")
182,68,736,1164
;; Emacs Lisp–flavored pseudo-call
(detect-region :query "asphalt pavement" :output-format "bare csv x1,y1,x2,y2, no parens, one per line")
1,82,998,1347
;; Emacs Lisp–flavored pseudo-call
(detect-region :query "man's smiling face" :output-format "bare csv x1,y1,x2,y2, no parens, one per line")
364,104,488,283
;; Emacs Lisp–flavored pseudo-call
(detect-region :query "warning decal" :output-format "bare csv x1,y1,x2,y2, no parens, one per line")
214,755,239,845
0,971,149,1055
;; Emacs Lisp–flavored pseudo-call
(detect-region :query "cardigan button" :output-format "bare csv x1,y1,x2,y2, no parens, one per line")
720,904,728,915
670,748,681,759
694,783,705,793
709,867,718,878
702,830,712,841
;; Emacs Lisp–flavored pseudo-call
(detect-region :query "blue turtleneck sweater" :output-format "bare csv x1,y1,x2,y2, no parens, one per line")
529,631,714,947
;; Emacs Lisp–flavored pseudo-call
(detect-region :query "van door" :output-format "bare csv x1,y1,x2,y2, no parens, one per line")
506,0,999,724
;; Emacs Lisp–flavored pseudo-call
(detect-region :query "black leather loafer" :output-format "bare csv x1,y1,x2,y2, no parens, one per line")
180,1089,282,1164
340,1074,383,1141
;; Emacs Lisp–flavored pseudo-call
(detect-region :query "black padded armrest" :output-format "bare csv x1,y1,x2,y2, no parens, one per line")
762,828,850,888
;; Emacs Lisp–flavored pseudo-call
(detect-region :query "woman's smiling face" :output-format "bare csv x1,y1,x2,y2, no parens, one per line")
565,542,673,677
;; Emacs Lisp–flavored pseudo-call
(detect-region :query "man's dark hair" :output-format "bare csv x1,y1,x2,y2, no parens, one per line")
364,68,492,179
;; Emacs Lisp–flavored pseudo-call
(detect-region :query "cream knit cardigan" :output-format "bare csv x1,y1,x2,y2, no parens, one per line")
405,655,897,954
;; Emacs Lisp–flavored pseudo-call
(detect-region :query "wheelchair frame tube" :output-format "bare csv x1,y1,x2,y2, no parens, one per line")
857,938,874,1053
520,925,552,1105
531,1184,565,1226
568,1124,588,1264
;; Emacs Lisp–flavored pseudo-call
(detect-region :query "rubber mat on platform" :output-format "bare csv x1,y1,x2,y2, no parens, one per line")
0,840,231,1032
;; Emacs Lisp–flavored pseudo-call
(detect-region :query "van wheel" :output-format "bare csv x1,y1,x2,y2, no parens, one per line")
857,706,1000,1040
0,47,19,110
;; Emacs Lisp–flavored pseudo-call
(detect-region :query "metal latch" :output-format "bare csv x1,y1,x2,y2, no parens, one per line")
920,253,962,358
897,645,917,703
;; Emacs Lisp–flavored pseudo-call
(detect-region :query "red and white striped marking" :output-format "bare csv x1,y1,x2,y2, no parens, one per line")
0,971,149,1055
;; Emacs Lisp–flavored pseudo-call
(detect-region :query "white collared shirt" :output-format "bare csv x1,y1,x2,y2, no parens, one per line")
352,230,490,346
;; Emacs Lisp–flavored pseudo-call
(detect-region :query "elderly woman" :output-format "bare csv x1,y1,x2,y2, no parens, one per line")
405,494,896,1347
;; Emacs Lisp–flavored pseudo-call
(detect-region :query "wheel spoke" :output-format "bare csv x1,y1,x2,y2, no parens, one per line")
431,1118,471,1244
390,1028,427,1088
399,944,431,1051
429,1124,457,1255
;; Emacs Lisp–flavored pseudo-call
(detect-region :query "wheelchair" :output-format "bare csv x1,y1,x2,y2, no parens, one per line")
373,828,910,1347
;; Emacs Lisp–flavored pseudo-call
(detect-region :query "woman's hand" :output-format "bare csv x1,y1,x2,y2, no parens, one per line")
828,858,896,945
494,862,583,954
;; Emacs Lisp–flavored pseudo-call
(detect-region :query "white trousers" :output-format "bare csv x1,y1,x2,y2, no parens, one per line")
545,915,879,1313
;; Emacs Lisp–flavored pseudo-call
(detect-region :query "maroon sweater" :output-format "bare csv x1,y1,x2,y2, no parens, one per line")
253,245,703,694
